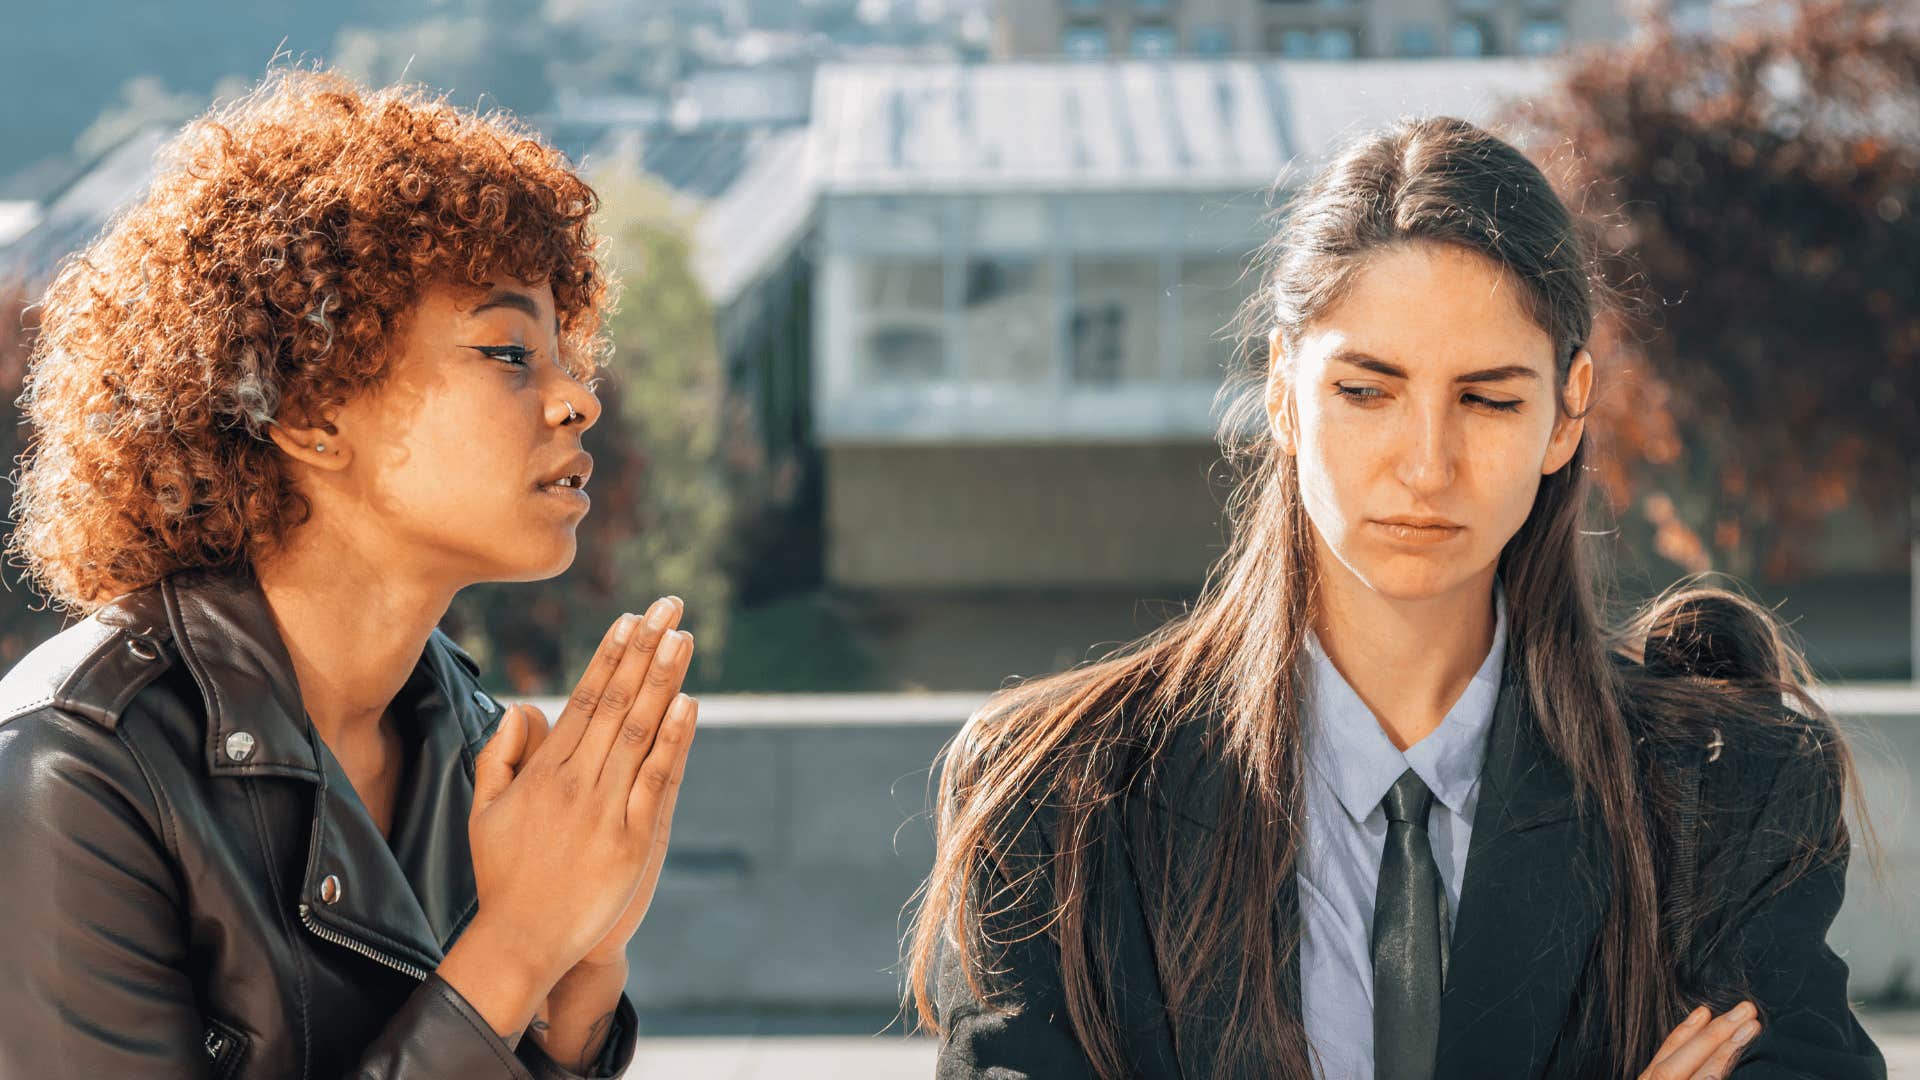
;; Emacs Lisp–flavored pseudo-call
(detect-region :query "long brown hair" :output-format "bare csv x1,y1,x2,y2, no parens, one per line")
905,115,1864,1078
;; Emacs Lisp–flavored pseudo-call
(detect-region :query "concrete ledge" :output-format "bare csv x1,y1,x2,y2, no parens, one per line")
520,687,1918,1013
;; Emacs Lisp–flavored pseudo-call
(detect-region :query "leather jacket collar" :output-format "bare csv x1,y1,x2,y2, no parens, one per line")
119,568,506,978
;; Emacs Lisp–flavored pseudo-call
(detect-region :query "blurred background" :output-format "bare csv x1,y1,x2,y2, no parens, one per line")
1,0,1915,1074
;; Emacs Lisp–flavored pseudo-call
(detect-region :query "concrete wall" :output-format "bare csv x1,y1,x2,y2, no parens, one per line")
825,442,1225,589
580,689,1919,1018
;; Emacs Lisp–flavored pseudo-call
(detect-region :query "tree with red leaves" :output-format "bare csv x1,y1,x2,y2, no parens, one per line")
1509,0,1917,598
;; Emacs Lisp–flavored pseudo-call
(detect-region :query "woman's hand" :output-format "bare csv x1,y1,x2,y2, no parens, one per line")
465,596,698,991
1638,1002,1762,1080
507,598,697,971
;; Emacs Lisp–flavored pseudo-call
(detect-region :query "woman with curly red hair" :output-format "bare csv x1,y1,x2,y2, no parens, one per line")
0,67,698,1078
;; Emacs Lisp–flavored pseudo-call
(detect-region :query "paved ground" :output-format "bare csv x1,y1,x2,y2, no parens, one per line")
621,1012,1920,1078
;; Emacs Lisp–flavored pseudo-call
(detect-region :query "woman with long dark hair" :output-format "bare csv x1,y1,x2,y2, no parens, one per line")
0,69,699,1078
907,116,1884,1079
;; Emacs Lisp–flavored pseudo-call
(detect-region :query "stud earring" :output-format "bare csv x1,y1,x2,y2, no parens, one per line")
315,443,327,453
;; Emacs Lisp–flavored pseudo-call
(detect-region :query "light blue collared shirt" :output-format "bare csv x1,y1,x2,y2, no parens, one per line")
1298,583,1508,1080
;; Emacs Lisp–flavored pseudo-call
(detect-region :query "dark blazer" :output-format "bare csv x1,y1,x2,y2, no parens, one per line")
932,654,1885,1079
0,568,639,1079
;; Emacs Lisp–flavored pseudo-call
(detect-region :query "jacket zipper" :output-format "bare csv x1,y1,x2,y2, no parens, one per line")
297,902,433,982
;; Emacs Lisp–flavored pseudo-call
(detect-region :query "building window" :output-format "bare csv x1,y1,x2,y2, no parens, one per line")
1271,27,1317,56
1398,22,1438,56
964,259,1055,384
855,258,947,382
1134,0,1172,11
1317,27,1358,57
1070,259,1163,384
1191,23,1233,54
1176,257,1249,381
1450,18,1493,55
1132,24,1179,56
1063,24,1112,58
1066,0,1106,11
1517,16,1568,54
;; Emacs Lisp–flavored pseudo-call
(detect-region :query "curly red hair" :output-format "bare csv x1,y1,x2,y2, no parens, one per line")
9,67,612,612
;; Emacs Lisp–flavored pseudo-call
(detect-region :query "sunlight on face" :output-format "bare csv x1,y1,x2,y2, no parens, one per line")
1268,243,1592,602
327,277,602,585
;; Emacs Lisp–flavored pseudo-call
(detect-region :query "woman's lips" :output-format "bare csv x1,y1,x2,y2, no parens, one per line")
1372,520,1464,545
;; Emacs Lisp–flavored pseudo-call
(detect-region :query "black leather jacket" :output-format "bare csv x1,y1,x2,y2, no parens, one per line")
0,568,639,1079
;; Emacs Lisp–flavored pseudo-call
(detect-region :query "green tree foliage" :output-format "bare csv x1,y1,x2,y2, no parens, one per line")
445,167,735,693
1513,0,1918,580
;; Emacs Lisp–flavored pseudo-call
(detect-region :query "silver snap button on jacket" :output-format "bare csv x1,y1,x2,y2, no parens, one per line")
320,874,343,904
472,688,499,714
126,636,158,662
224,731,256,762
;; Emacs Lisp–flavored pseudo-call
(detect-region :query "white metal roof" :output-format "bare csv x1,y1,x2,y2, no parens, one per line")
810,57,1560,194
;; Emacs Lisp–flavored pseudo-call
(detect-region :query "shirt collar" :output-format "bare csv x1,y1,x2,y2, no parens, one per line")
1304,579,1509,824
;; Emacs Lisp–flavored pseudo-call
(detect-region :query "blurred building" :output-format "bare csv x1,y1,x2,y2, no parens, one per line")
793,57,1560,682
990,0,1627,60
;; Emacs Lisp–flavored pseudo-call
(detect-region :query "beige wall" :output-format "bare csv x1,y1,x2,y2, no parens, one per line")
826,442,1226,588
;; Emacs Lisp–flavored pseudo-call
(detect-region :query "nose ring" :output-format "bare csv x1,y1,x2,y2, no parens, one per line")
563,399,580,424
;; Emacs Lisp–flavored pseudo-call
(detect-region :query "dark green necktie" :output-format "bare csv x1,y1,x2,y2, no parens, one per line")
1372,768,1448,1080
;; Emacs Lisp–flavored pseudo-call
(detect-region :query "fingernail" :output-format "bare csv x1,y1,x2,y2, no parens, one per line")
1735,1020,1759,1045
1736,1001,1757,1022
645,598,672,631
612,613,637,645
1687,1005,1709,1025
657,630,685,661
668,594,683,607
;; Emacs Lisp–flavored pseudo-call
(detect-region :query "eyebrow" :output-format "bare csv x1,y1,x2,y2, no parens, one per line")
1330,349,1542,385
472,287,561,336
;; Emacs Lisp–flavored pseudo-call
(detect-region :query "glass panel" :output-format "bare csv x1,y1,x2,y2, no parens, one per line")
1450,19,1488,56
1064,193,1167,249
1398,22,1438,56
831,195,945,251
1191,23,1233,54
1317,28,1357,58
1066,0,1105,10
1070,258,1163,385
1176,257,1253,381
854,258,947,383
964,258,1055,384
960,195,1051,252
1132,25,1179,56
863,325,946,381
1279,28,1316,57
1064,25,1111,57
1176,192,1269,250
858,258,944,310
1517,17,1567,55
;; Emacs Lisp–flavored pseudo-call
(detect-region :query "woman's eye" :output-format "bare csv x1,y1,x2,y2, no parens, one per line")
1335,385,1522,413
470,345,532,367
